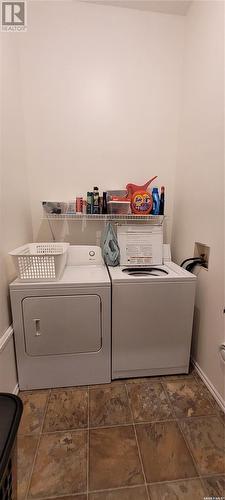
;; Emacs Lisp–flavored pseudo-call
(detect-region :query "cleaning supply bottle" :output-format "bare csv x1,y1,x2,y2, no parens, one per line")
87,192,93,214
102,192,108,214
93,186,100,214
159,186,165,215
151,187,160,215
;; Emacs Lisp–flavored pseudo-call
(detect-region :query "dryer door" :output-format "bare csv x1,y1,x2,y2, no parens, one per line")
22,295,102,356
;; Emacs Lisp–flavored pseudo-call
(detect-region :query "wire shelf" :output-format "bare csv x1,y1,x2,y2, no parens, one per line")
42,213,164,224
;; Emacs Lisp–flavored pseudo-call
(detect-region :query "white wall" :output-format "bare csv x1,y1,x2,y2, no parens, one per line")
172,0,224,401
16,1,184,241
0,33,33,392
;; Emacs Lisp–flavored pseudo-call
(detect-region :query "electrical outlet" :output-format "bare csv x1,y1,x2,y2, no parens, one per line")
194,242,210,269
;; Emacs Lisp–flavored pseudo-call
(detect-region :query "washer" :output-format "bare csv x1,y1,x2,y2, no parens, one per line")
109,261,196,379
10,246,111,390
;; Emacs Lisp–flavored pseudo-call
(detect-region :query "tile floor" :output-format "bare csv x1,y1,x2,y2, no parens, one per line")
17,369,225,500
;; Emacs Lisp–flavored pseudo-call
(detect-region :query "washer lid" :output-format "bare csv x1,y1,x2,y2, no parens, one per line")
122,267,168,277
108,262,196,283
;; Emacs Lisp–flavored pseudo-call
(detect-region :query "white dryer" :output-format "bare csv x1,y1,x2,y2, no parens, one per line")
10,246,111,390
109,261,196,379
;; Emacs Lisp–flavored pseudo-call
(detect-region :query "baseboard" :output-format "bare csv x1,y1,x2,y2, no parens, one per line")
192,357,225,413
0,325,13,353
0,325,18,394
12,383,19,395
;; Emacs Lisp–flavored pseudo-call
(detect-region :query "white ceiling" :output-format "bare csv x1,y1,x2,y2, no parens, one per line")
81,1,192,16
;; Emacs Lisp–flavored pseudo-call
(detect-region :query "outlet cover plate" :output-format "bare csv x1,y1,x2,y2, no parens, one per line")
194,242,210,269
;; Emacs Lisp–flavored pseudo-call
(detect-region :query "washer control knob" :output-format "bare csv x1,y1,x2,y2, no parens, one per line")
89,250,95,257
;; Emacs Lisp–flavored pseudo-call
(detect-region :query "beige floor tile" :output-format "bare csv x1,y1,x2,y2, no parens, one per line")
163,365,195,382
90,377,163,388
17,378,222,500
180,416,225,475
41,496,86,500
41,497,86,500
192,372,217,405
202,475,225,498
89,385,132,427
192,373,225,422
162,374,194,381
148,479,205,500
89,380,125,390
164,379,215,418
17,435,39,499
125,377,163,385
214,403,225,424
28,430,87,498
127,382,172,423
89,426,144,491
136,421,197,483
89,486,148,499
19,391,49,435
43,388,88,432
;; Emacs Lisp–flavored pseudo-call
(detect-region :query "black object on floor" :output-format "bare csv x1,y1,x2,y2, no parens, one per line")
0,393,23,500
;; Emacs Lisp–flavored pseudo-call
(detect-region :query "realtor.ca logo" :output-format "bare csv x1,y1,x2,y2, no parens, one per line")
1,1,27,31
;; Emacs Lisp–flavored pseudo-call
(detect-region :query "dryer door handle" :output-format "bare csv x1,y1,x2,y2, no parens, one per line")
34,319,41,336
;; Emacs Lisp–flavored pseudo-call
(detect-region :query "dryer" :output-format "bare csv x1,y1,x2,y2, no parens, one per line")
109,261,196,379
10,246,111,390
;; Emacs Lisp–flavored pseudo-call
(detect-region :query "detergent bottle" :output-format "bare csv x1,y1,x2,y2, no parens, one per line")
126,176,157,215
151,188,160,215
126,176,157,199
159,186,165,215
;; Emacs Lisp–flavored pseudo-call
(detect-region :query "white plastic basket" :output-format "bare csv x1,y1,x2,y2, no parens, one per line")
9,243,69,281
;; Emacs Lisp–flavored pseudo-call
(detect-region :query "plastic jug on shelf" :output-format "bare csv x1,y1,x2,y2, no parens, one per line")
126,176,157,199
126,176,158,215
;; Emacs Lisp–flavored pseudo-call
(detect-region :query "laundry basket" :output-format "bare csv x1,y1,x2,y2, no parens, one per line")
0,394,23,500
9,243,69,281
